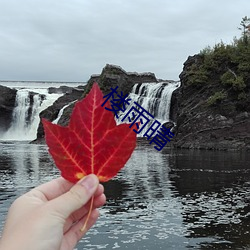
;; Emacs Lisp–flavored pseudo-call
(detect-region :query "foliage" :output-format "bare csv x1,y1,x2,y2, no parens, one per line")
238,91,247,100
232,76,246,91
200,45,213,55
186,64,209,86
238,16,250,44
184,17,250,111
206,91,228,106
220,71,235,86
221,72,246,91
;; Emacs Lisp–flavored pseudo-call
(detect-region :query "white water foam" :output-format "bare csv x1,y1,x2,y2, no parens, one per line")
52,100,78,124
117,81,180,136
1,88,62,141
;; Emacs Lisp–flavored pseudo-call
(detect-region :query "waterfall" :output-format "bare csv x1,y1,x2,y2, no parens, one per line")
0,81,178,141
1,89,62,141
8,90,31,135
117,81,180,136
52,100,78,124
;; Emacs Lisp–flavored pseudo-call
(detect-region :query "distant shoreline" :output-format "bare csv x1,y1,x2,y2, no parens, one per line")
0,80,87,89
0,80,86,84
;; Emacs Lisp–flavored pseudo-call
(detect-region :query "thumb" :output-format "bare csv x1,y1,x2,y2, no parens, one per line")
47,174,99,219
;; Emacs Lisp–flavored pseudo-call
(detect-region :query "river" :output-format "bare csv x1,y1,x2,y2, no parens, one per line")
0,140,250,249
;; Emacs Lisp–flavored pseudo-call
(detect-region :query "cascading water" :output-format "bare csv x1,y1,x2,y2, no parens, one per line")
117,81,180,136
0,80,178,141
1,89,62,141
52,100,78,124
8,90,31,136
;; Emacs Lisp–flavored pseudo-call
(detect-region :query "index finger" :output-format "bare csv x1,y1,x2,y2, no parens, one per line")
34,177,74,201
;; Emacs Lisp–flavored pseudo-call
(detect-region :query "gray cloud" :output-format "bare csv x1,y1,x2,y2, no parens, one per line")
0,0,249,81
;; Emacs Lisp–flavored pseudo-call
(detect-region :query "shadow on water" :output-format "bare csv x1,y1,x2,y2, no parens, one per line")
0,140,250,249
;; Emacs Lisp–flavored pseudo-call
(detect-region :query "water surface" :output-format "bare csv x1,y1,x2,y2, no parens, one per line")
0,141,250,249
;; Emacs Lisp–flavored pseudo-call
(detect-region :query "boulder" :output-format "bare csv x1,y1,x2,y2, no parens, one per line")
86,64,158,98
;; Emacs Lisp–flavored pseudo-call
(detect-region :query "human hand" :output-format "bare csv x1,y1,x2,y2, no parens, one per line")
0,174,106,250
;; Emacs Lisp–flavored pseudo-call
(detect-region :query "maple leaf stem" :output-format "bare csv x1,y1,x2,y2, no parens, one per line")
80,196,94,232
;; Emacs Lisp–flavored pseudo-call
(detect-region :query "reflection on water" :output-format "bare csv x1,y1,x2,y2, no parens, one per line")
170,150,250,249
85,143,186,250
0,142,59,230
0,141,250,249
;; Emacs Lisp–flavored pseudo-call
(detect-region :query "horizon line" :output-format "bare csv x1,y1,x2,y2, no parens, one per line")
0,80,87,83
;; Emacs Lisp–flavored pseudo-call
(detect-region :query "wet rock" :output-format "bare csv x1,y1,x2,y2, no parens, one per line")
35,88,85,140
0,85,17,133
162,121,175,130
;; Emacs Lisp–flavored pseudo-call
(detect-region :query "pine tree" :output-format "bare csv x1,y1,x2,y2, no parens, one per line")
238,16,250,44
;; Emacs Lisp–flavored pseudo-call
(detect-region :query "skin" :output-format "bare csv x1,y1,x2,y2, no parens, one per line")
0,174,106,250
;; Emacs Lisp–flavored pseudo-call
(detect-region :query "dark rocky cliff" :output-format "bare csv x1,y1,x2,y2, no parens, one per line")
86,64,157,98
172,54,250,150
0,85,17,133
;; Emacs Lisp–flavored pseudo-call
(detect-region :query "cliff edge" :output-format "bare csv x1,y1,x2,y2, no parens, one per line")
173,41,250,150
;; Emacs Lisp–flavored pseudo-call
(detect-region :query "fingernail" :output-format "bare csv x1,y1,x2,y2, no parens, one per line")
78,174,98,191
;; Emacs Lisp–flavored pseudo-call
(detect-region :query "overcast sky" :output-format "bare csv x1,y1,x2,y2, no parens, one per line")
0,0,249,82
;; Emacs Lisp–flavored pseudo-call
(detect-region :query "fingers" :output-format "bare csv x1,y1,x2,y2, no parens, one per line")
94,183,104,197
33,177,74,201
63,190,106,233
62,209,100,249
32,175,103,202
47,174,99,219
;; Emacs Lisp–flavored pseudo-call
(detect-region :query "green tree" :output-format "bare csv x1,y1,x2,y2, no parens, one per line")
238,16,250,44
206,91,228,106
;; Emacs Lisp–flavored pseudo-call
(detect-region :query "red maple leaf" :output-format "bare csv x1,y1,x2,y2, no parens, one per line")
42,82,137,183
